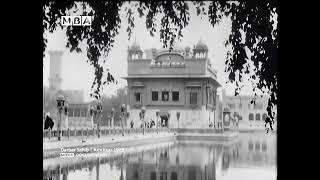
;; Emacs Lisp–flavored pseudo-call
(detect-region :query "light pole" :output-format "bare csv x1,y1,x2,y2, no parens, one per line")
90,105,95,128
156,111,160,134
120,104,126,136
141,106,146,135
127,111,130,129
64,102,69,131
96,100,103,138
213,90,217,129
167,113,170,128
111,108,115,128
56,94,65,141
176,112,180,129
93,106,97,132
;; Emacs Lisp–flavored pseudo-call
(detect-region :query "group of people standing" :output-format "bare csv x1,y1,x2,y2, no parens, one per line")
130,119,168,129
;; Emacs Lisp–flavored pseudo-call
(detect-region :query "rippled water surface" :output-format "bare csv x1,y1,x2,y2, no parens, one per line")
43,132,276,180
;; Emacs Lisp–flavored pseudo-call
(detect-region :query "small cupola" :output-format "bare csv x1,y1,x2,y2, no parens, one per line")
193,38,208,59
128,39,143,60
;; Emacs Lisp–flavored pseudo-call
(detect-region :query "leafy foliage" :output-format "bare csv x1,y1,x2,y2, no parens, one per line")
42,1,278,132
202,1,278,132
43,86,56,113
99,88,127,126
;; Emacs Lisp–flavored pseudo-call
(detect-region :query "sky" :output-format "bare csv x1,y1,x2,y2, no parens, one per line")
43,2,261,102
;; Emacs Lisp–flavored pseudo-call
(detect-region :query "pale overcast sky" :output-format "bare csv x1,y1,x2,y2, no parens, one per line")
43,2,261,102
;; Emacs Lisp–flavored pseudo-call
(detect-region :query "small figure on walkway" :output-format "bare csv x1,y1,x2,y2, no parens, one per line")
209,122,213,128
44,112,54,130
150,119,155,128
130,120,134,128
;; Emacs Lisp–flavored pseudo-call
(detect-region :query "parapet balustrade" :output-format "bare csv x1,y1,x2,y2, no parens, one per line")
43,126,236,141
150,61,186,68
43,127,175,141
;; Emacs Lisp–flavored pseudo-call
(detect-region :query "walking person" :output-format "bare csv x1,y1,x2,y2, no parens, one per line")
209,122,213,128
44,112,54,130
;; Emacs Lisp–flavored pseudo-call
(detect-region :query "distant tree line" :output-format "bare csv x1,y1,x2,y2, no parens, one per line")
94,87,128,127
43,86,128,127
43,86,56,114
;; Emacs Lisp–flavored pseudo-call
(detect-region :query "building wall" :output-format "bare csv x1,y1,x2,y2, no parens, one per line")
63,90,84,104
128,78,218,108
222,95,277,129
127,107,215,129
126,78,218,128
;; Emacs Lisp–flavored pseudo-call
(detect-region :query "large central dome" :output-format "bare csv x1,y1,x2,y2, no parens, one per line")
195,39,208,50
156,46,185,59
158,42,185,53
129,41,142,52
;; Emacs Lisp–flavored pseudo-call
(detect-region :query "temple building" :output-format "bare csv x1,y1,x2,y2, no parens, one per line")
221,89,277,129
123,40,221,128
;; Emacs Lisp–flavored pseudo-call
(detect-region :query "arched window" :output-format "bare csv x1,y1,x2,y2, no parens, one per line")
262,142,267,151
255,141,260,150
255,113,261,121
249,113,254,121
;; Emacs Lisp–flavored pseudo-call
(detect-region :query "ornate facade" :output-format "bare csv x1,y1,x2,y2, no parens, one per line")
123,40,221,128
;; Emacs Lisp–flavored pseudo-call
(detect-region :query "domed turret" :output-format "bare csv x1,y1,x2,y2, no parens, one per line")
129,41,142,52
193,39,208,59
128,40,143,60
195,39,208,50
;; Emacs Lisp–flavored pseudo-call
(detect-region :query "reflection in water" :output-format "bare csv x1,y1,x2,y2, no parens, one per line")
43,132,276,180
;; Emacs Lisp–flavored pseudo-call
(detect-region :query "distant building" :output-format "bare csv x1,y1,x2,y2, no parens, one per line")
46,50,85,104
48,51,63,92
123,40,221,128
44,50,87,129
62,90,84,104
221,89,277,129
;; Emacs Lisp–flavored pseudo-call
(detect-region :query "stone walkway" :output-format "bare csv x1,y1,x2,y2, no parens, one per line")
43,131,175,151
